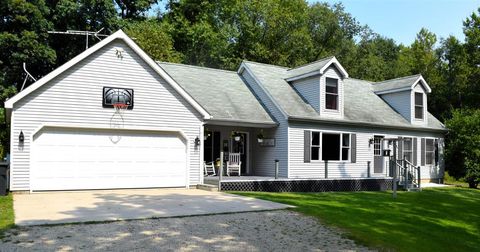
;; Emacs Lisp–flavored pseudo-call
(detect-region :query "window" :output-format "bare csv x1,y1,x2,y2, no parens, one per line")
403,137,413,163
321,133,350,161
414,92,423,119
341,133,350,161
311,132,321,161
425,139,435,165
325,78,338,110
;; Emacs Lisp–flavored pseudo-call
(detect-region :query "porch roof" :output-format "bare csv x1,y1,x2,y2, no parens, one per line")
157,62,276,126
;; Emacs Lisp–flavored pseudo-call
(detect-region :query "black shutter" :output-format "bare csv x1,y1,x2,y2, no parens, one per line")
351,134,357,163
413,138,417,166
421,138,426,166
304,130,311,163
434,139,439,166
397,137,403,160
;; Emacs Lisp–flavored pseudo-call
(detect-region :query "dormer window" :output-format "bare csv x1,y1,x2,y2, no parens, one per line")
414,92,423,119
326,77,338,110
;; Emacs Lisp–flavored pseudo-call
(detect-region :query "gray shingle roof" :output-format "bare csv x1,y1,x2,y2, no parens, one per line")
286,56,334,79
157,62,275,125
243,61,445,131
372,74,421,93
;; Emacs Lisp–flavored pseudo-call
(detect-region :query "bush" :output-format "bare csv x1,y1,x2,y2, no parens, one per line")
445,109,480,188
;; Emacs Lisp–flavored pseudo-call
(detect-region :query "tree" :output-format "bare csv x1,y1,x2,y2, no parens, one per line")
437,36,470,114
123,19,183,62
463,8,480,108
46,0,119,65
349,34,401,81
0,0,56,90
445,109,480,188
114,0,158,19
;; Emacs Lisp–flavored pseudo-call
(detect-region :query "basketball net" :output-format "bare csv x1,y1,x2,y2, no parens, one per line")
109,103,128,143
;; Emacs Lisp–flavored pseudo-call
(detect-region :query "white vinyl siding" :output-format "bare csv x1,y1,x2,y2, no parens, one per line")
320,66,344,119
10,40,203,191
291,76,320,113
288,122,444,180
241,69,289,177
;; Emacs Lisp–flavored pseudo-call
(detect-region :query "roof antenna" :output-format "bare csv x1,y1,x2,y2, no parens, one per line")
48,28,108,50
20,62,37,91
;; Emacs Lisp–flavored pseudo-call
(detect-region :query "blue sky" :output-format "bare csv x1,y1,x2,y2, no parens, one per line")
320,0,480,45
151,0,480,45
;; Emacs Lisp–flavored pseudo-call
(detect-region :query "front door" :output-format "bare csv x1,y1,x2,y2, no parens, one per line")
373,136,384,175
231,132,248,174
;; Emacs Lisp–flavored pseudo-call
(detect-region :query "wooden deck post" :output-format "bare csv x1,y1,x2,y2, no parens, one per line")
403,156,408,190
367,161,371,178
325,160,328,178
392,140,397,199
275,159,279,179
218,151,223,191
417,166,421,189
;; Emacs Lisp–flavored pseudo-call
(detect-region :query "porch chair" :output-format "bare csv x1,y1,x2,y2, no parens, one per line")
226,153,241,176
204,161,216,176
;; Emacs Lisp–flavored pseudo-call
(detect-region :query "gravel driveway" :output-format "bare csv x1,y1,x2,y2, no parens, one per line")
1,210,371,251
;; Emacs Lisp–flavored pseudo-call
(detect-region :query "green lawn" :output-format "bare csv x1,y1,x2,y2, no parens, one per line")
0,193,14,238
234,187,480,252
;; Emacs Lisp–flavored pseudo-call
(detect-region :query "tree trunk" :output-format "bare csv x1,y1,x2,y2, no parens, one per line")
468,181,478,188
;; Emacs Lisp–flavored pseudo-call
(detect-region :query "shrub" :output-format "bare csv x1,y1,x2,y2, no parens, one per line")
445,109,480,188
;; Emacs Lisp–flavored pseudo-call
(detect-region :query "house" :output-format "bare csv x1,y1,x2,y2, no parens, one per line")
5,30,446,192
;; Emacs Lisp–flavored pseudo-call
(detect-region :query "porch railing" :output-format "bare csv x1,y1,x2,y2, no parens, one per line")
391,158,421,190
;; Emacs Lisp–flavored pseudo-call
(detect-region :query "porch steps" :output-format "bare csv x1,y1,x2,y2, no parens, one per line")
196,184,218,192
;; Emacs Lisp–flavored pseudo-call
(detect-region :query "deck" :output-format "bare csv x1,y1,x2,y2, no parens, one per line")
203,176,393,192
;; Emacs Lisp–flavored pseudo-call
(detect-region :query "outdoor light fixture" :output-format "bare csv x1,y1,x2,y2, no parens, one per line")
19,130,24,144
194,136,200,147
368,138,374,146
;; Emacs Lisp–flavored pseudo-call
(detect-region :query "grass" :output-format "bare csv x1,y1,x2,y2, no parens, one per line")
234,187,480,252
444,171,470,188
0,193,14,238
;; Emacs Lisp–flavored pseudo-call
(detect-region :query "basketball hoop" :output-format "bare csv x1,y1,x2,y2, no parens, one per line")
113,103,129,114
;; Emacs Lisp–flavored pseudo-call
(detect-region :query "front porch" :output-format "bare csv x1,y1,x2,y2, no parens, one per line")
203,123,280,177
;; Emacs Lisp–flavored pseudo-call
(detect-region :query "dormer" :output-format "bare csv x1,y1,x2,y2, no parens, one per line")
285,56,349,119
372,74,431,125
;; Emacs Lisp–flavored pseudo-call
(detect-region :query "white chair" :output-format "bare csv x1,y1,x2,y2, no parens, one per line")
227,153,241,176
204,162,216,176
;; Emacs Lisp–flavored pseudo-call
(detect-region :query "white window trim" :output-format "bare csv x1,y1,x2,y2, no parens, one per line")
414,92,424,120
403,137,413,162
325,77,339,111
424,137,436,166
310,131,321,161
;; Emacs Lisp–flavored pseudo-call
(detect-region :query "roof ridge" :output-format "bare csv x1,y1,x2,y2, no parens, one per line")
242,60,289,69
373,74,421,85
156,61,237,74
287,56,335,71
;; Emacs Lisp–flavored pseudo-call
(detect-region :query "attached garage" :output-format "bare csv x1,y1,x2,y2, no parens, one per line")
30,127,188,191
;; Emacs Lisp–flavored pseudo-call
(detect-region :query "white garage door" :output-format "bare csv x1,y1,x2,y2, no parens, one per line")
31,128,187,191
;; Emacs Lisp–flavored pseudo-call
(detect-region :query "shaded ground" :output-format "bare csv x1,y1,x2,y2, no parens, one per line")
235,187,480,252
0,210,370,251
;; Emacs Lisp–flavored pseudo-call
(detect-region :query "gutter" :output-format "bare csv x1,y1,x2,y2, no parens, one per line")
288,116,447,133
206,118,278,128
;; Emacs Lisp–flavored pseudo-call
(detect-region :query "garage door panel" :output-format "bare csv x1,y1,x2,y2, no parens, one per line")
31,128,187,191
